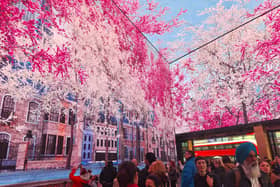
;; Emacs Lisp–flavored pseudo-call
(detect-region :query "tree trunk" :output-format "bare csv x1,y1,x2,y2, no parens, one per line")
136,125,140,161
119,104,124,161
242,101,248,124
66,122,74,169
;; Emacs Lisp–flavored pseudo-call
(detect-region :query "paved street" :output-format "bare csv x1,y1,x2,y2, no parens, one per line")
0,163,103,186
0,162,145,186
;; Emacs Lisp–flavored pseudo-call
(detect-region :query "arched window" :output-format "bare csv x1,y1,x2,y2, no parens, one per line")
0,133,10,159
49,107,59,122
59,108,65,123
68,109,76,125
27,102,40,123
1,95,15,119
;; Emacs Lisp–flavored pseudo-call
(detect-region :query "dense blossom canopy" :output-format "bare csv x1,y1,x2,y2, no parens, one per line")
1,0,280,132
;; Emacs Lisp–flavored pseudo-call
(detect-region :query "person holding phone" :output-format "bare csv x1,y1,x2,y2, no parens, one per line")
194,157,221,187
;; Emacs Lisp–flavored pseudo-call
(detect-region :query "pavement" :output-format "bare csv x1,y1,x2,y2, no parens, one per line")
0,162,145,186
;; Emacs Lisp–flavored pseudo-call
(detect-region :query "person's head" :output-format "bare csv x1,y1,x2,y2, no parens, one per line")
222,156,232,164
145,152,156,166
80,167,90,180
107,160,113,167
184,150,194,160
259,160,271,174
131,158,138,167
236,142,260,178
80,167,87,175
213,156,223,168
195,157,207,175
274,155,280,164
148,160,166,176
145,174,161,187
169,160,175,168
117,161,138,187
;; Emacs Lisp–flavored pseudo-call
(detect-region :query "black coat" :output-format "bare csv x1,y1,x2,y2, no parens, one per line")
194,172,221,187
99,166,117,187
224,166,272,187
138,166,149,187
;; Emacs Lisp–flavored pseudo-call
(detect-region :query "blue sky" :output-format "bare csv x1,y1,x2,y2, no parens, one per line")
137,0,264,63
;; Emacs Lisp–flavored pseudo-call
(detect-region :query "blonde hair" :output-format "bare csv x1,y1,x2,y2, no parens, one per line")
148,160,166,175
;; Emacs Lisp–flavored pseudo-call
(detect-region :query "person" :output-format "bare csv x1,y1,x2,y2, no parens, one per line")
100,161,117,187
212,156,226,186
117,161,139,187
69,164,90,187
259,160,273,187
181,150,197,187
222,156,235,173
168,160,178,187
148,160,168,187
224,142,266,187
272,155,280,176
194,156,221,187
132,158,140,172
145,174,161,187
138,152,156,187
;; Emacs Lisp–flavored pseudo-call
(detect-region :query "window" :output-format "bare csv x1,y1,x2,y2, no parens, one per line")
124,147,128,159
68,109,76,125
84,114,93,129
89,136,91,141
101,139,103,147
27,102,40,123
59,108,65,123
108,140,110,147
124,128,128,139
40,134,47,154
84,135,87,141
44,113,49,121
50,108,59,122
66,137,71,155
115,130,117,136
46,135,56,154
56,136,63,154
97,127,100,133
111,140,113,147
1,95,15,119
97,139,99,147
115,141,117,147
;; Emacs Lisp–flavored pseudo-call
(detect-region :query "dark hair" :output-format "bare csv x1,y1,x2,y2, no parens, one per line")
186,150,194,157
222,156,232,164
195,156,207,164
80,167,87,175
145,152,156,164
169,160,175,168
117,161,137,187
107,161,113,167
146,174,161,187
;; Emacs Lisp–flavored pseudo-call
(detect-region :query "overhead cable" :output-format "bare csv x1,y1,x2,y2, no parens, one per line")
168,3,280,65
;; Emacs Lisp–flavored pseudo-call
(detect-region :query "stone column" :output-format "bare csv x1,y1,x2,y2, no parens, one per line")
16,142,28,170
254,125,272,160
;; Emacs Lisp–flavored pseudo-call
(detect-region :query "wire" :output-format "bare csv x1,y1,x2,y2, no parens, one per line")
110,0,169,63
169,3,280,65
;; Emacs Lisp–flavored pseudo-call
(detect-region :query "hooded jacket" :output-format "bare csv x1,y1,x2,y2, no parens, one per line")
69,168,90,187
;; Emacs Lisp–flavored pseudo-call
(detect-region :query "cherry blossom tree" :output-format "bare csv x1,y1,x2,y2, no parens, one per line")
175,0,280,132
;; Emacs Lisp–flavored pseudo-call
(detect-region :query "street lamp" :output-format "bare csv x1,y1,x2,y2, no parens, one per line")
24,130,33,170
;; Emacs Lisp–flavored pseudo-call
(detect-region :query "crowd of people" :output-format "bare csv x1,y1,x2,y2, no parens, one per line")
69,142,280,187
181,142,280,187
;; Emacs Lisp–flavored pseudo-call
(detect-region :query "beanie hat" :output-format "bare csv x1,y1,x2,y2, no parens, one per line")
235,142,257,164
